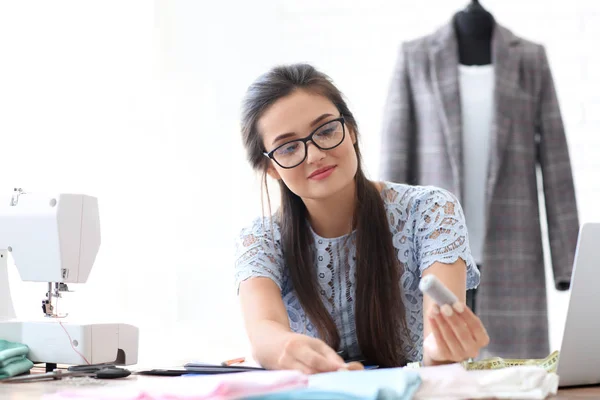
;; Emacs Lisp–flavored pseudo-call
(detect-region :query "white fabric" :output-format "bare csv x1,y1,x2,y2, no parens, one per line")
414,363,558,399
459,64,495,264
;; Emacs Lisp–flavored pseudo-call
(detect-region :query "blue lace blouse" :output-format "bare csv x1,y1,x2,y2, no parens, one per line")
234,182,480,362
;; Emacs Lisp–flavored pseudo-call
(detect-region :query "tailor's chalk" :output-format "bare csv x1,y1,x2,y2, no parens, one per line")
419,275,458,306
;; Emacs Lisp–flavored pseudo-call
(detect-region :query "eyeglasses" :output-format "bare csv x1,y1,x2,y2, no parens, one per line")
263,116,346,169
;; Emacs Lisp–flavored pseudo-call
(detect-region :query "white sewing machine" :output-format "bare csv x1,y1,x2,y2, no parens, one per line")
0,189,138,367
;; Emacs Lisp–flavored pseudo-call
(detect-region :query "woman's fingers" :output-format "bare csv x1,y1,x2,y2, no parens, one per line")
288,360,317,375
456,303,490,348
279,336,344,374
441,303,478,358
428,302,490,363
435,304,466,360
428,305,454,361
297,347,341,373
314,341,346,370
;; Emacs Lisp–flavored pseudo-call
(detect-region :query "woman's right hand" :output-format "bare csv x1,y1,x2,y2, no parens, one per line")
277,333,347,374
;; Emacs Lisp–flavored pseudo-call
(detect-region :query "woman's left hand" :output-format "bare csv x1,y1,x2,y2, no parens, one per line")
423,302,490,365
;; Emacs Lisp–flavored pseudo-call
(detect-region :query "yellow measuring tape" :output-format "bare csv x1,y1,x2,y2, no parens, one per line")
406,350,560,373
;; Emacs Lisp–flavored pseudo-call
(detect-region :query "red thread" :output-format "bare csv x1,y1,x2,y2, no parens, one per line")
55,296,91,365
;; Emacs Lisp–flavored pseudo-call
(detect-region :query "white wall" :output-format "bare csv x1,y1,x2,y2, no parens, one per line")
0,0,597,365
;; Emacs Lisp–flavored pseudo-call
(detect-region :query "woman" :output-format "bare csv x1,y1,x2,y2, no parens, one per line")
234,64,488,373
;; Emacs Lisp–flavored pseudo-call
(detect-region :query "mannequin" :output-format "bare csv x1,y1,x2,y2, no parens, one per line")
453,0,496,314
453,0,495,65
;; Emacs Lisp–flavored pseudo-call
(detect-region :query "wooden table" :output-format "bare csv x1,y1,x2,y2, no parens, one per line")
553,386,600,399
2,368,600,399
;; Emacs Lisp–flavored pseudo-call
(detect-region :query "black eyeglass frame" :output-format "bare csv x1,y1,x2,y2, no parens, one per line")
263,116,346,169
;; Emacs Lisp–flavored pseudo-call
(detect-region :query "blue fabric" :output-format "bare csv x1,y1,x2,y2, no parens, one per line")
0,339,29,366
244,368,422,400
234,182,480,362
0,357,34,379
0,340,33,379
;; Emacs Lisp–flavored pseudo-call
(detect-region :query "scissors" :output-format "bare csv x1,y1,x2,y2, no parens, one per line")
0,365,131,383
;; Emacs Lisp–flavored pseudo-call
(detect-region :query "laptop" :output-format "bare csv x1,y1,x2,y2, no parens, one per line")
555,222,600,387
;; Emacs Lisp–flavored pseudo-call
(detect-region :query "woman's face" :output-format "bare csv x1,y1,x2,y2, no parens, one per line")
259,89,358,200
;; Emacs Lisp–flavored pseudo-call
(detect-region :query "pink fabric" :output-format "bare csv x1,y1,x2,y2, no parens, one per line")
42,370,308,400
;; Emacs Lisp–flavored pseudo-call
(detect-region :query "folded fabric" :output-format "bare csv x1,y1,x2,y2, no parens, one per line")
0,356,34,379
0,339,33,379
414,363,559,399
42,369,308,400
246,368,422,400
0,339,29,366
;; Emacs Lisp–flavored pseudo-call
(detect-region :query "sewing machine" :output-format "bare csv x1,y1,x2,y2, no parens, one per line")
0,189,138,368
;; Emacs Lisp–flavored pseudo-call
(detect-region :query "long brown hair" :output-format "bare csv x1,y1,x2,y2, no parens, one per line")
240,64,409,367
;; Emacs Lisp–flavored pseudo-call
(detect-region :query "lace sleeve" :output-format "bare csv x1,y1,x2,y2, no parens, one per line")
234,217,285,293
410,187,480,289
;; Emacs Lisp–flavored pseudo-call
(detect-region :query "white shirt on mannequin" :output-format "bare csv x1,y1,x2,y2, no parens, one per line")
459,64,494,265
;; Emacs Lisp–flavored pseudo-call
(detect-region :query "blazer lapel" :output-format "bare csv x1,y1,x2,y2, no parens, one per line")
486,25,521,212
430,24,462,199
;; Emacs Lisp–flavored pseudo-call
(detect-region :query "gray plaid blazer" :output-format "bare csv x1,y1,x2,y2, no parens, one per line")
379,21,579,359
